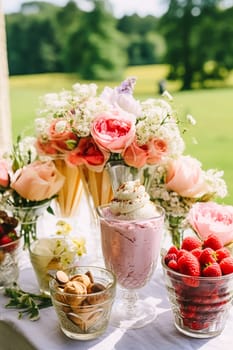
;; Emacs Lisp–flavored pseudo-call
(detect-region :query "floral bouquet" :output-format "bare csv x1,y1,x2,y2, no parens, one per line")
34,77,185,213
0,136,65,247
147,155,228,247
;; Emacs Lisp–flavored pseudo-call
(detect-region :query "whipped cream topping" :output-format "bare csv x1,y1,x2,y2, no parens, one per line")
110,180,157,219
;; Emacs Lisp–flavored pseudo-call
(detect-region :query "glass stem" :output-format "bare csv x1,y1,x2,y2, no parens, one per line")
122,289,138,316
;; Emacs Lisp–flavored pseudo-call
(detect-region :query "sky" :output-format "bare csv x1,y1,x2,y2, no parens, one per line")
2,0,167,18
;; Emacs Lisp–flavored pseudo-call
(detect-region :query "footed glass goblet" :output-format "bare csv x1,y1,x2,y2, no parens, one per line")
96,204,164,329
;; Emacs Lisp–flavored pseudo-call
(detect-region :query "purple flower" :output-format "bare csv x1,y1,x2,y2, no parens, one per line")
116,77,137,95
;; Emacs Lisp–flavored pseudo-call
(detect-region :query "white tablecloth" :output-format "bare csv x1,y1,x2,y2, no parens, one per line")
1,262,233,350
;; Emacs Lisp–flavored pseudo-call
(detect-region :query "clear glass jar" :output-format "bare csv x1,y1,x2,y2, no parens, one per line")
49,266,116,340
162,256,233,338
0,237,21,290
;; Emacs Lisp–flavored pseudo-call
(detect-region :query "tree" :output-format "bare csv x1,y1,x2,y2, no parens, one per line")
118,15,166,66
0,0,12,154
159,0,231,90
64,0,127,80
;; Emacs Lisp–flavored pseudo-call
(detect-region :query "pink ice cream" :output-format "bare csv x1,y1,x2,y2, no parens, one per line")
98,180,164,289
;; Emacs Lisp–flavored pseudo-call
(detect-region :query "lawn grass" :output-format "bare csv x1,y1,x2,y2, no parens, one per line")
8,65,233,204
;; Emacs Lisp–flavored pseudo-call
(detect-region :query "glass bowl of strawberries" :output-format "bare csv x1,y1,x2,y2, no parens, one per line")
0,210,21,290
162,234,233,338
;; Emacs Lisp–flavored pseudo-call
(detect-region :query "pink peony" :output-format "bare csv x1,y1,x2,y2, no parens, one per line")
10,160,65,201
188,202,233,246
165,155,209,198
91,110,136,153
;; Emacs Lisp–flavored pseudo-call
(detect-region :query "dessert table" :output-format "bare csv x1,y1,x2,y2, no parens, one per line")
0,261,233,350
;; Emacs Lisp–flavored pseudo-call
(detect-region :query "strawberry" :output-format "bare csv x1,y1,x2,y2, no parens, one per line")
177,252,201,277
177,249,190,260
219,257,233,275
216,247,231,263
191,248,202,260
167,259,179,271
0,234,13,246
202,262,222,277
199,248,216,267
167,245,179,256
164,253,177,265
181,236,202,251
203,234,223,250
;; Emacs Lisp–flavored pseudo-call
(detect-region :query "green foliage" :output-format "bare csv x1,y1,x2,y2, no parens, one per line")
159,0,233,90
4,283,52,321
63,0,127,80
5,0,233,88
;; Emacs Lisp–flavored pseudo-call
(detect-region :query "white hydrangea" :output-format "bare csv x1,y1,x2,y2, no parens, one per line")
135,98,185,158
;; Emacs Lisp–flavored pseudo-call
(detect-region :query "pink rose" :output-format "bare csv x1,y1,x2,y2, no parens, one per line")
91,110,136,153
188,202,233,246
165,156,209,198
11,160,65,201
0,160,10,188
66,137,110,172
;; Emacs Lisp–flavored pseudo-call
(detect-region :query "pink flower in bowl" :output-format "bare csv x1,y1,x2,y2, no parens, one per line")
188,202,233,246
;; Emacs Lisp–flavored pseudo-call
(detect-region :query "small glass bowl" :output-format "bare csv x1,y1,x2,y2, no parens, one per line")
49,265,116,340
0,236,21,290
162,256,233,338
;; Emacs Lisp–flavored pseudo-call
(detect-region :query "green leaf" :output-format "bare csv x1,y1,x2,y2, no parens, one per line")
4,284,52,321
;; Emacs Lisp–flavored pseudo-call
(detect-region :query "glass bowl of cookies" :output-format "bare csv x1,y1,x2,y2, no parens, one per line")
49,265,116,340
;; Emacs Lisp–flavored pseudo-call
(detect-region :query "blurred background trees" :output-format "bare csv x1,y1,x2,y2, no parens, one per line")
5,0,233,88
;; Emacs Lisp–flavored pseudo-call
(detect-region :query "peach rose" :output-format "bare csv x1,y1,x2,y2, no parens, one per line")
11,160,65,201
0,160,10,188
37,119,78,155
91,110,136,153
123,141,148,168
188,202,233,246
147,138,168,165
66,137,110,172
36,137,59,155
165,156,209,198
123,138,168,168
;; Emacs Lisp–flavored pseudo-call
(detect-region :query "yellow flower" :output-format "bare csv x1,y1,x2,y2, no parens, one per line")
72,237,86,257
55,220,72,236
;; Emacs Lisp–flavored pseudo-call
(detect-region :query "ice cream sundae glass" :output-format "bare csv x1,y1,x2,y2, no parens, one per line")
96,180,164,328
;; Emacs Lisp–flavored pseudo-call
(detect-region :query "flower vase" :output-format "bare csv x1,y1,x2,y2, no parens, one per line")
52,157,84,218
167,216,185,249
8,201,51,248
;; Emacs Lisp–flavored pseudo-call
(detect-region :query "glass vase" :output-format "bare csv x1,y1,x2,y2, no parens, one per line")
167,215,185,249
7,201,51,249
